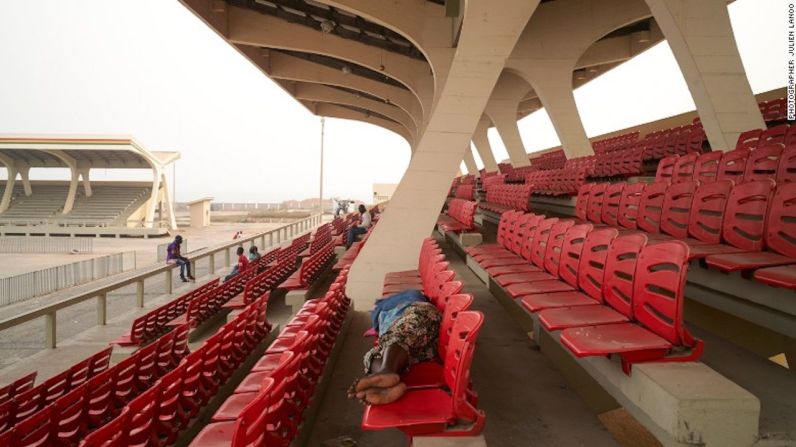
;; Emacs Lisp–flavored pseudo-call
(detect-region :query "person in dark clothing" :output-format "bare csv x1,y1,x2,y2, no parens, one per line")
167,235,194,282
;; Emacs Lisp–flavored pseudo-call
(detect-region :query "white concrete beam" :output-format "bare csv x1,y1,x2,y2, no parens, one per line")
645,0,765,151
313,103,415,147
463,148,478,176
472,116,499,172
347,0,540,307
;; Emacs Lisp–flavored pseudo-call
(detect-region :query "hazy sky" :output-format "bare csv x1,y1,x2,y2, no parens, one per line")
0,0,786,202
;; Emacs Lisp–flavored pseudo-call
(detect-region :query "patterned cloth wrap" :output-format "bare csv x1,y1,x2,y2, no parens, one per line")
364,290,442,373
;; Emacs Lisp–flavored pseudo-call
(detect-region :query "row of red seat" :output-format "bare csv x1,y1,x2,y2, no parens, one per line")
0,346,113,434
525,167,588,196
74,295,270,447
480,173,506,189
0,325,189,445
480,184,533,214
191,269,351,446
760,97,788,123
368,237,486,437
592,131,640,155
438,198,477,233
466,211,701,373
454,183,475,200
114,279,220,347
300,224,332,258
576,178,796,288
280,240,335,291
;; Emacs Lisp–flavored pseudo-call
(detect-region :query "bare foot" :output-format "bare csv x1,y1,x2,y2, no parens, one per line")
349,372,400,395
360,382,407,405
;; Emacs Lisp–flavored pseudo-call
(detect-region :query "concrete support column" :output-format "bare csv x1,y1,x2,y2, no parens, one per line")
145,168,162,228
472,117,499,172
159,173,177,230
0,166,18,213
63,167,80,214
347,0,539,308
484,72,534,166
45,312,56,349
645,0,765,150
18,165,32,196
78,168,92,197
96,293,107,325
164,269,172,294
463,149,479,176
136,280,144,308
209,253,216,274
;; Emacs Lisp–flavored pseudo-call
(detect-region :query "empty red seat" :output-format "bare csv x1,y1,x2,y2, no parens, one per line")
717,149,750,183
672,153,698,183
655,155,678,184
706,181,796,272
616,183,646,230
744,143,783,182
600,183,625,226
560,241,703,374
636,181,667,235
694,151,722,183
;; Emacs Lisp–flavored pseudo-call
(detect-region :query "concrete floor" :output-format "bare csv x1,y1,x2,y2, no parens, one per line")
305,238,618,447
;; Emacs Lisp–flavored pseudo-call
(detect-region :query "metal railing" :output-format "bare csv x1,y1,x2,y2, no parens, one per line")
0,237,93,253
0,252,137,306
0,213,324,348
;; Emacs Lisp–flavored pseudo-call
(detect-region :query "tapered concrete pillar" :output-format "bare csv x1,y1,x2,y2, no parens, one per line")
0,166,18,213
645,0,765,151
506,0,651,159
472,117,499,172
18,166,32,196
63,167,79,214
347,1,540,308
463,149,478,176
484,72,533,166
145,168,162,228
79,168,92,197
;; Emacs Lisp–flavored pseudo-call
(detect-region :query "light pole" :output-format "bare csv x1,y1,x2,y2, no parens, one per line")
319,117,325,214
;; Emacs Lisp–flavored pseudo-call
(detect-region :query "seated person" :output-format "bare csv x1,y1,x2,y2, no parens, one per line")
347,289,441,405
248,245,261,262
224,246,249,281
346,204,371,249
166,235,194,282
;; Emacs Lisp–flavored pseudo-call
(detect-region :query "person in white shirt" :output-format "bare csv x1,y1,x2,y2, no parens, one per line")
346,204,371,249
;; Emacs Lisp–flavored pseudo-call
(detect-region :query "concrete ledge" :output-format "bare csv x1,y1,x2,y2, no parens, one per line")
488,277,763,447
530,195,577,217
466,255,489,285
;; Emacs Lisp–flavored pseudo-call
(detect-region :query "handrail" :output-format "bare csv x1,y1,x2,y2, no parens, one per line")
0,213,324,348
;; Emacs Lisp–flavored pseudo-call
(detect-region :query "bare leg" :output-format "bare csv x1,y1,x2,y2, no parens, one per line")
348,345,411,405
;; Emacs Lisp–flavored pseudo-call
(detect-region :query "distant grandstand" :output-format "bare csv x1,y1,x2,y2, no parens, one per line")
0,136,179,237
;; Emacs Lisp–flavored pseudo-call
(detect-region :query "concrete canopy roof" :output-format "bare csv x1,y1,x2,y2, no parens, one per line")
0,135,180,170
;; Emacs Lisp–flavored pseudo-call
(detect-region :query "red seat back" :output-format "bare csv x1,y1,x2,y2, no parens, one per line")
602,234,648,318
518,214,545,261
14,405,54,446
672,153,698,184
438,294,474,359
660,181,698,239
632,241,691,345
637,182,668,234
722,179,775,251
79,408,130,446
442,311,485,424
760,124,788,146
655,156,678,184
744,143,783,183
542,221,576,276
688,180,734,244
717,149,750,183
229,378,276,447
126,383,160,446
694,151,722,183
776,146,796,184
575,184,593,221
601,183,625,227
557,224,593,289
617,183,646,230
84,370,115,431
765,182,796,258
530,218,560,269
586,183,608,224
577,228,619,302
53,386,87,445
735,129,762,150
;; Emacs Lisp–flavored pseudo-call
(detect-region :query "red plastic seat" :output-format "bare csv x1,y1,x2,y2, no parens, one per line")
735,129,762,150
706,181,796,272
744,143,783,182
0,372,36,406
53,386,87,446
575,184,594,221
688,179,775,260
655,156,678,184
636,181,667,235
754,264,796,289
717,149,750,183
694,151,722,183
560,241,703,374
616,183,646,230
672,153,698,183
601,183,625,226
520,227,617,313
362,311,486,437
776,145,796,184
78,408,130,446
537,233,646,331
190,379,276,447
499,219,565,291
586,183,608,224
659,180,698,239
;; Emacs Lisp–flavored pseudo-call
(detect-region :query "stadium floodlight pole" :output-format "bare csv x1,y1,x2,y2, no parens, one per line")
319,117,325,214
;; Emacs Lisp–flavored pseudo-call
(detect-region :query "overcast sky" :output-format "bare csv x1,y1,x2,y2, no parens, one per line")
0,0,786,203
